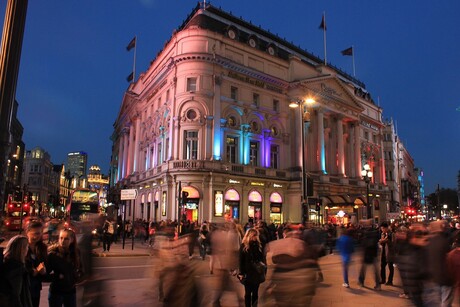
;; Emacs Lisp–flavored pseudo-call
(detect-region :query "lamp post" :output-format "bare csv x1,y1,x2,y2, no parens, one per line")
290,97,314,223
361,164,373,219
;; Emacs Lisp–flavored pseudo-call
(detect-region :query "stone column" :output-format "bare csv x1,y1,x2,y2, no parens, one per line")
133,117,141,172
337,116,345,176
212,76,222,160
117,134,124,181
128,123,135,175
122,130,129,178
354,121,362,177
317,109,326,174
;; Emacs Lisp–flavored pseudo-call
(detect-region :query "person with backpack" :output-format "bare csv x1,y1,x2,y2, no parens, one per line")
0,235,33,307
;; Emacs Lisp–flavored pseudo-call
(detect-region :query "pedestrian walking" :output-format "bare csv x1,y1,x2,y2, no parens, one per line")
447,231,460,305
0,235,33,307
47,228,83,307
424,220,454,307
358,220,381,290
238,228,266,307
102,218,114,252
265,225,317,306
336,228,354,288
25,221,48,307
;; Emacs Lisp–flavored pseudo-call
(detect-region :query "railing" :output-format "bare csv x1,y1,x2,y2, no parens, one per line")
128,160,388,192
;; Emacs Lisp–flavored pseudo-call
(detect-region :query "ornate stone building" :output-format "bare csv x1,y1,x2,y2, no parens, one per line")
110,3,390,225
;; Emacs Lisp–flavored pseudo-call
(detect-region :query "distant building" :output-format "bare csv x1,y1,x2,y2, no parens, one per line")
49,164,71,216
4,100,25,206
66,151,88,179
87,165,109,208
22,147,53,214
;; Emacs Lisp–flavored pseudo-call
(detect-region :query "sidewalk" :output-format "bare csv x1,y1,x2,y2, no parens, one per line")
91,238,152,257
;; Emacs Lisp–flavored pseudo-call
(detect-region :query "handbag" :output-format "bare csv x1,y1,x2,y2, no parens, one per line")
253,261,267,283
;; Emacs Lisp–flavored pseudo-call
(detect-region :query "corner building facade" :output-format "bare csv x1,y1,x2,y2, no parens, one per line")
111,4,390,225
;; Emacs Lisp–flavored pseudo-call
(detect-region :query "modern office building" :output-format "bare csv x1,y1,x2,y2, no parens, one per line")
66,151,88,179
110,3,392,225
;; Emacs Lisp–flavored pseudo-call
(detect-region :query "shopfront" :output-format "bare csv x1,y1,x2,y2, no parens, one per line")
248,190,262,223
183,186,200,222
269,192,283,224
154,191,159,222
224,188,240,220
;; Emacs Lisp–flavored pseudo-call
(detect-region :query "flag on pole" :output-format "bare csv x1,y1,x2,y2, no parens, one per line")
341,46,353,56
319,14,327,30
126,37,136,51
126,72,134,82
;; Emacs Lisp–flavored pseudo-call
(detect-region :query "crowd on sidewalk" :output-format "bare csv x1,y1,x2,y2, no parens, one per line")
2,215,460,306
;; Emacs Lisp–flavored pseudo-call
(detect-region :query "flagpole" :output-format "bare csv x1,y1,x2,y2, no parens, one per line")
352,45,356,76
132,35,137,83
323,12,327,65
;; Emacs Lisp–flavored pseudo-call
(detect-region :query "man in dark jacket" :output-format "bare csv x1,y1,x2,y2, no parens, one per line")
358,220,381,290
379,222,395,286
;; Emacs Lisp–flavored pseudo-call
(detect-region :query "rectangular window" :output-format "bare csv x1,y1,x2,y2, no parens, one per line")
166,90,170,102
184,130,199,160
253,93,260,108
249,141,259,166
273,99,279,112
270,144,279,169
157,143,162,165
226,136,238,164
364,131,369,140
187,77,197,92
231,86,238,100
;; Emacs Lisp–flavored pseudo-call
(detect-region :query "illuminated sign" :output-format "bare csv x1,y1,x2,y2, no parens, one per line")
273,183,283,188
229,179,240,184
215,191,223,217
250,182,265,186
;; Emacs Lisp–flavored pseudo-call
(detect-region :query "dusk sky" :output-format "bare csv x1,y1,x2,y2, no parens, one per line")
3,1,460,194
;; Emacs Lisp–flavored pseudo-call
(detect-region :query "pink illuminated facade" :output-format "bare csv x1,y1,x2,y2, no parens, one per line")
110,3,391,225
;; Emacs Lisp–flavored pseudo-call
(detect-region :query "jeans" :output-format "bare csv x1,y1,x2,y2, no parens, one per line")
359,258,379,287
380,255,394,283
244,282,260,307
342,260,350,284
48,291,77,307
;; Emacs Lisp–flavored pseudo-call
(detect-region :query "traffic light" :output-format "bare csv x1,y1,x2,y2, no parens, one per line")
182,191,189,205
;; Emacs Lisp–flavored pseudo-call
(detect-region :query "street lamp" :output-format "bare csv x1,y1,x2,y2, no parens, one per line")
290,97,315,223
361,164,373,219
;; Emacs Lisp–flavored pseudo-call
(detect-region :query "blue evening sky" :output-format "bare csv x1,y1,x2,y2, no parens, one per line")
3,0,460,194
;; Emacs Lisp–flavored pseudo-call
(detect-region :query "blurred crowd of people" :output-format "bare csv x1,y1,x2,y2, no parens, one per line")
2,216,460,307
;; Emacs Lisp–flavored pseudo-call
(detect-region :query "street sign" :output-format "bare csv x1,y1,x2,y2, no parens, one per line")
121,189,138,200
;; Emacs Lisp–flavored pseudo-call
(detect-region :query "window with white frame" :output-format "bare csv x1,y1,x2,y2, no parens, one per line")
270,144,279,169
184,130,198,160
226,136,238,164
249,141,259,166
